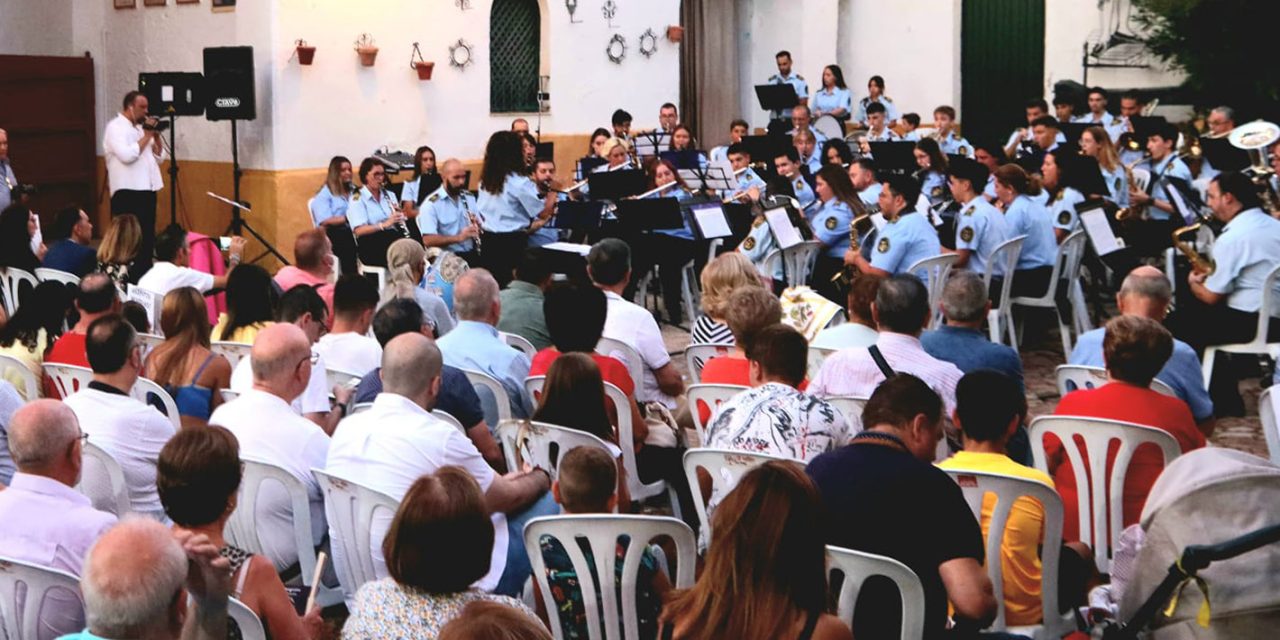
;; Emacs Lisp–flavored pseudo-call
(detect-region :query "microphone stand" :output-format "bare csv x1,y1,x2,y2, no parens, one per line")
221,119,288,265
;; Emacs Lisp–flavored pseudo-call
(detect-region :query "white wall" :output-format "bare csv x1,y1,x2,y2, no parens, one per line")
0,0,74,57
272,0,682,170
1044,0,1182,93
737,0,841,126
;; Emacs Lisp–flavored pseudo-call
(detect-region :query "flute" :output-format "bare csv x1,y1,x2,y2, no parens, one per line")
630,181,685,200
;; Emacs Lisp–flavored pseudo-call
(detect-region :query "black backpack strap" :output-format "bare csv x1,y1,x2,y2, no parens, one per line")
868,344,896,379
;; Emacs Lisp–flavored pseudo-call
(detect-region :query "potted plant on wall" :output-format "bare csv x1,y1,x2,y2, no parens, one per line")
410,42,434,80
666,25,684,43
355,33,378,66
295,39,316,65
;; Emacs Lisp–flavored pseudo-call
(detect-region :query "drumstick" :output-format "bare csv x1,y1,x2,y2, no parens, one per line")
305,551,327,613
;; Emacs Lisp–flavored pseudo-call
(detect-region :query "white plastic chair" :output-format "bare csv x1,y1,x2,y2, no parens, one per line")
525,515,696,640
306,196,318,227
1055,365,1177,399
228,597,266,640
807,345,837,379
1259,385,1280,467
595,337,646,395
983,235,1026,346
220,389,240,403
312,469,401,602
497,420,618,480
136,333,165,360
1012,230,1088,357
823,395,868,434
905,254,959,329
762,240,822,288
462,368,515,429
131,377,182,430
211,341,252,369
682,448,801,542
431,409,465,431
826,545,927,640
604,382,676,512
1028,416,1181,574
42,362,94,400
687,384,748,445
0,267,38,316
75,441,131,516
500,331,538,358
357,262,387,291
942,469,1070,637
0,556,84,640
1201,262,1280,391
34,268,81,286
683,343,733,385
0,354,38,400
633,259,700,328
225,459,342,608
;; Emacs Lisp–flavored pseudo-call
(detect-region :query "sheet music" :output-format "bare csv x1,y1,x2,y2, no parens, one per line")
764,206,803,249
691,204,732,239
1166,185,1198,225
1079,209,1122,255
542,242,592,256
634,132,672,157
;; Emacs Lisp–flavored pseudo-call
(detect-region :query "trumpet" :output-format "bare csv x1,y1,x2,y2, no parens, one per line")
1173,223,1214,274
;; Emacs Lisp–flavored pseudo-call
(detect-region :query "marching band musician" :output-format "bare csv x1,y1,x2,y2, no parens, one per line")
722,143,767,203
932,106,973,158
709,119,749,165
530,157,567,247
1171,172,1280,415
774,147,816,209
1073,88,1126,142
0,128,18,211
1128,121,1194,224
347,157,408,268
842,174,939,279
808,166,859,301
399,145,442,217
853,75,899,127
992,164,1057,298
309,155,360,275
1053,94,1078,124
634,159,698,325
658,103,679,133
611,109,633,143
579,137,634,199
1041,149,1094,242
767,50,809,121
947,158,1009,275
972,142,1007,201
476,131,558,287
1115,90,1148,167
737,176,796,284
1080,125,1129,207
913,138,950,209
420,158,482,266
519,132,538,174
847,157,882,209
666,124,709,170
789,105,827,147
863,102,900,142
1194,106,1237,188
822,140,856,169
588,128,612,161
811,65,852,121
899,113,922,141
793,129,824,176
1003,99,1053,159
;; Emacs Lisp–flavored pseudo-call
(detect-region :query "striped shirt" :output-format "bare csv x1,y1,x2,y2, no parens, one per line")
691,316,734,346
808,332,964,417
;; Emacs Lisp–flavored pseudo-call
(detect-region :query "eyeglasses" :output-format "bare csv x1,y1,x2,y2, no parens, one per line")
296,351,321,369
77,432,89,445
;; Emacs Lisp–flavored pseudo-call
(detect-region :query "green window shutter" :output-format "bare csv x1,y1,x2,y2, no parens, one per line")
961,0,1045,146
491,0,541,113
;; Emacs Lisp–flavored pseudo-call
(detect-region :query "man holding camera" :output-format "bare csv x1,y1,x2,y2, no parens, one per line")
104,91,166,271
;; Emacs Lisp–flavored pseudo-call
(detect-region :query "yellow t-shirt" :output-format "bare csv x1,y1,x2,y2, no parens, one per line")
210,315,272,345
938,450,1055,626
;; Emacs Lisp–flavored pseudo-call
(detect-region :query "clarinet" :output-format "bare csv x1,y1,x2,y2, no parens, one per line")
387,194,411,238
465,199,483,255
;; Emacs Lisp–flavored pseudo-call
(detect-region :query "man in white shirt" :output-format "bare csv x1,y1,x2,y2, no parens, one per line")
587,239,685,409
810,274,963,419
209,323,329,573
314,275,381,376
62,315,177,518
326,332,553,597
137,223,244,297
230,285,351,434
103,90,166,270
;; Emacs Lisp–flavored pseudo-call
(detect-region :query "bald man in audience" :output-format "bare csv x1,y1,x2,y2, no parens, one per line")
0,400,116,637
1068,266,1214,433
74,518,232,640
272,228,337,325
209,323,330,574
326,332,555,598
437,268,533,421
46,273,121,370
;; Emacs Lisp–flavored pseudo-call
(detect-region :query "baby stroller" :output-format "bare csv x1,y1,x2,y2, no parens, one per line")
1102,448,1280,639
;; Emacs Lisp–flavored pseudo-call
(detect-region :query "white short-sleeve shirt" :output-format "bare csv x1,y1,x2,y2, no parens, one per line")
136,261,215,297
231,347,332,415
602,291,675,408
314,332,383,377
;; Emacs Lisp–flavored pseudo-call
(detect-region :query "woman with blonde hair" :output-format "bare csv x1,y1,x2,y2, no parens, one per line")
658,461,851,640
1079,125,1129,207
145,287,231,427
310,155,359,275
96,213,143,288
693,252,764,345
382,238,455,337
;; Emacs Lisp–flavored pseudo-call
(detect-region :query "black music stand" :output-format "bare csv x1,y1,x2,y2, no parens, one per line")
755,84,799,125
1059,122,1091,145
868,141,918,176
586,169,646,201
659,149,704,171
1074,154,1110,197
551,201,605,231
575,157,608,180
634,131,672,158
679,165,735,194
686,201,733,241
1199,137,1251,172
614,198,684,232
138,72,204,227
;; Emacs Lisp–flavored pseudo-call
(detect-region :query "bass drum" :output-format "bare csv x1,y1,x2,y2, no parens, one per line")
813,114,846,142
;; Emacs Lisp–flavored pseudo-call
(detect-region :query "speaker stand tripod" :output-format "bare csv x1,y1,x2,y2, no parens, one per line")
164,111,179,227
223,119,288,265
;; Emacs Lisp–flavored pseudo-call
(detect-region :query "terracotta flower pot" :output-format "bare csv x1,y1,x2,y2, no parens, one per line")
415,61,435,80
666,25,684,43
357,46,379,67
296,45,316,65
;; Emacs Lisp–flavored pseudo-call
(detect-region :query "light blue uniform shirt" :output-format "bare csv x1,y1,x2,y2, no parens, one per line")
345,186,395,230
436,320,532,421
1003,194,1056,270
0,160,17,212
865,127,900,143
529,191,567,247
709,145,729,165
722,167,767,201
955,197,1010,277
310,184,350,227
738,216,782,280
789,174,816,209
788,125,828,147
858,183,883,208
802,152,823,176
854,96,900,125
420,185,479,253
812,87,852,118
1142,155,1193,221
809,199,854,259
768,72,809,119
1101,165,1129,207
983,175,998,201
1073,112,1126,142
870,210,941,277
1049,187,1087,233
920,170,948,207
1203,208,1280,314
477,173,543,233
1070,327,1213,422
937,132,974,158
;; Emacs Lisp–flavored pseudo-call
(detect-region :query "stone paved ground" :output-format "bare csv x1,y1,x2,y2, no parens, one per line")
661,320,1269,458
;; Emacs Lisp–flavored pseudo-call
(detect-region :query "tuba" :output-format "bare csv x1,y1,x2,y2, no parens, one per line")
1172,223,1214,275
1228,120,1280,213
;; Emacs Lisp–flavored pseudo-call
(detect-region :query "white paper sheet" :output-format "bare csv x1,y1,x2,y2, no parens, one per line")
1079,208,1122,255
764,206,803,249
691,204,732,239
542,242,592,256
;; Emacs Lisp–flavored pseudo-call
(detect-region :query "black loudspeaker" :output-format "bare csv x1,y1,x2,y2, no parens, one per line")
203,46,256,121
